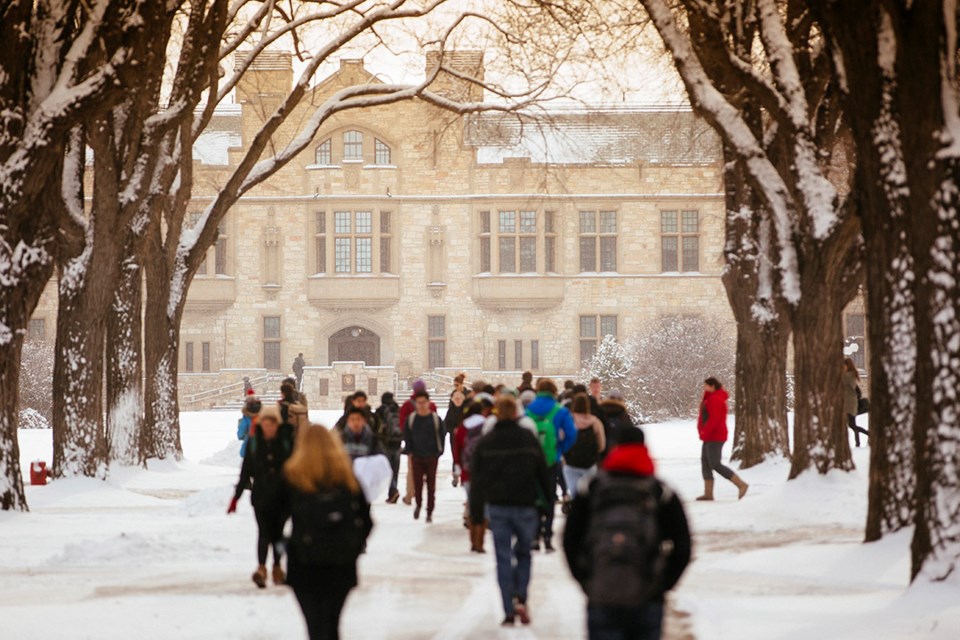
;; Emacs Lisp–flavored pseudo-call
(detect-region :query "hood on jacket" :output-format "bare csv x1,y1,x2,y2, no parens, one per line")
601,443,655,477
703,388,730,404
527,393,558,417
600,398,628,414
463,414,486,430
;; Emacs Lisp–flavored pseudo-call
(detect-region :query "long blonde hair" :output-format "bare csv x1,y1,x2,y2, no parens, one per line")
284,424,360,494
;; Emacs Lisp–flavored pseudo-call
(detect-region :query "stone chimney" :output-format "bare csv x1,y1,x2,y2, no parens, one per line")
424,50,485,102
235,51,293,103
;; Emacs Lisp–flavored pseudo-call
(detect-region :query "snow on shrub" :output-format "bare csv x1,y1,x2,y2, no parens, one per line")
582,316,735,422
18,339,54,428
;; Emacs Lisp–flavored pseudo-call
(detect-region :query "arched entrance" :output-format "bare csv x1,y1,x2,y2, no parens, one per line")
328,326,381,365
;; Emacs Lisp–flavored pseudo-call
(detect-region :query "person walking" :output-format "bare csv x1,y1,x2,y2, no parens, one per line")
563,427,692,640
237,389,262,458
399,380,436,505
445,388,467,487
227,405,295,588
279,382,309,436
374,392,403,503
470,396,552,626
283,424,373,640
293,353,306,391
453,402,490,549
339,407,383,461
518,371,534,393
526,378,577,552
599,389,633,456
696,377,748,500
844,358,870,447
564,393,607,498
405,390,444,522
284,376,310,409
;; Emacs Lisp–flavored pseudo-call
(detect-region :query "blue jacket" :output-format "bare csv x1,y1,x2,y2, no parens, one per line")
526,394,577,463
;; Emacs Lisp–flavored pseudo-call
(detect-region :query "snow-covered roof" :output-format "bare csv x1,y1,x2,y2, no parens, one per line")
193,105,242,166
464,107,721,165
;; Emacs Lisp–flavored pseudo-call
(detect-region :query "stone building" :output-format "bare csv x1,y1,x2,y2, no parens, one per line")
27,51,865,409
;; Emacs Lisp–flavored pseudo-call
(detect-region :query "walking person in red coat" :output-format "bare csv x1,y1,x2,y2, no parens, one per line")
696,377,749,501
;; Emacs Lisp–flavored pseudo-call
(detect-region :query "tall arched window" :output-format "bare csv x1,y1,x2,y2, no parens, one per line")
375,139,391,165
315,139,331,165
343,130,363,161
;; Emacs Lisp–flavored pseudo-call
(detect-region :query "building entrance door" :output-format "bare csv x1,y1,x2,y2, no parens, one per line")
329,326,381,365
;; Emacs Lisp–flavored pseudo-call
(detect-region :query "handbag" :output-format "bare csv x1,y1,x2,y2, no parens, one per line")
857,397,870,416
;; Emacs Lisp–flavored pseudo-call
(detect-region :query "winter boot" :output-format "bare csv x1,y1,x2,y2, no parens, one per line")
252,565,267,589
695,480,715,501
543,537,555,553
731,474,749,500
272,564,285,586
413,503,422,520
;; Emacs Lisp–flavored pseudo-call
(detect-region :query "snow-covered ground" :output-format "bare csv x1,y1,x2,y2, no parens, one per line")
2,411,958,639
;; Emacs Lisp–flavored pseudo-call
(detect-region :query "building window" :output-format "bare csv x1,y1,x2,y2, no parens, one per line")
318,379,330,396
264,316,281,370
531,339,540,370
375,139,391,165
498,340,507,370
479,211,492,273
496,210,537,273
661,210,700,272
545,211,557,272
185,342,195,373
514,340,523,370
846,313,866,369
428,315,446,369
215,221,228,275
315,211,326,274
315,139,332,165
343,130,363,161
201,342,211,372
580,314,618,362
27,318,46,341
579,210,617,272
380,211,393,273
333,210,373,274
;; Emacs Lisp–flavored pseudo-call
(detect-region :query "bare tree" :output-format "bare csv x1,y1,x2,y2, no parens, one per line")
809,0,958,581
0,0,169,508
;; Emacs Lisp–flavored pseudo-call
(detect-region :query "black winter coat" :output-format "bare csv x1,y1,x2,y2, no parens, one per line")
468,419,551,524
233,424,295,509
340,425,383,460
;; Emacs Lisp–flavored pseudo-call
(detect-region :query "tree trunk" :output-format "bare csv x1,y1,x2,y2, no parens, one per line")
51,247,115,477
106,251,144,466
731,324,791,467
0,336,29,511
142,255,184,461
910,159,960,580
789,297,854,478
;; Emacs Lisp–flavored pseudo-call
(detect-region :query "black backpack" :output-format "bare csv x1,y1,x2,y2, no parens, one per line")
565,426,600,469
289,488,367,566
583,473,667,607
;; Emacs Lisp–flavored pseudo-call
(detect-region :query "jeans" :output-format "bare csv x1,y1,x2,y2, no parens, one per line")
701,441,734,481
538,463,559,541
563,465,594,499
411,456,439,514
386,450,401,496
488,504,539,617
587,602,664,640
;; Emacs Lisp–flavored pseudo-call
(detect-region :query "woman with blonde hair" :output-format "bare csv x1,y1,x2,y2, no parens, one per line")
283,424,373,640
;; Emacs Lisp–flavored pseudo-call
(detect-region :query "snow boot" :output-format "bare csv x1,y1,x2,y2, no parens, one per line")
731,474,749,499
696,480,715,501
272,564,285,586
252,565,267,589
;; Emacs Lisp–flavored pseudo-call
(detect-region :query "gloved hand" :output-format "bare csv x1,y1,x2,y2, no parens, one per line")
227,497,238,514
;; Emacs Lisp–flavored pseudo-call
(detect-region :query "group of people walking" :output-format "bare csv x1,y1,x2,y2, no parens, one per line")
227,370,762,639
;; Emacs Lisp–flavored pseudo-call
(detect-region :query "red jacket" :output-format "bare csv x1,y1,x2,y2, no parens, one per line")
697,388,729,442
399,394,437,433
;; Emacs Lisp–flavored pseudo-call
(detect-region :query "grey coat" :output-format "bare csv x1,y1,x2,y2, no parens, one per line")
843,370,859,417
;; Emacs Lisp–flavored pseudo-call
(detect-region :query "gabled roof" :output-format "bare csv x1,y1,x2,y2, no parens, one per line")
464,107,720,165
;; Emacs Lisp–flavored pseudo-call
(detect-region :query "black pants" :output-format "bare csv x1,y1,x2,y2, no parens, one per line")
701,442,734,481
386,449,401,496
557,461,569,497
847,414,870,447
538,463,558,541
293,586,350,640
254,505,286,566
